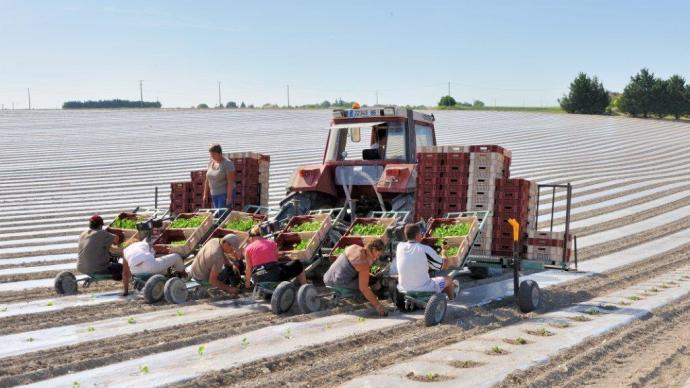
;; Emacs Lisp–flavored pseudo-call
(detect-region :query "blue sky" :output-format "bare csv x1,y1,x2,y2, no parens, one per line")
1,0,689,108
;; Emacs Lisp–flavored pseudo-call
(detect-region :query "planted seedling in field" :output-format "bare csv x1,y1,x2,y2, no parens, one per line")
46,301,54,307
72,382,80,388
504,337,528,345
26,337,34,342
584,308,600,315
282,328,293,339
648,287,659,293
176,309,185,317
405,372,450,382
357,316,367,323
488,345,508,355
549,322,570,329
87,326,95,332
527,327,554,336
240,337,249,349
0,306,7,313
198,345,206,357
139,365,150,375
627,295,641,301
128,317,136,324
569,315,591,322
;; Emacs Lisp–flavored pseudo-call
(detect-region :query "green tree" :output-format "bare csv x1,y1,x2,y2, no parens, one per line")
619,68,657,118
197,103,209,109
665,75,688,119
651,78,669,118
320,100,331,108
438,95,456,107
473,100,485,108
226,101,238,109
558,73,610,114
240,101,246,108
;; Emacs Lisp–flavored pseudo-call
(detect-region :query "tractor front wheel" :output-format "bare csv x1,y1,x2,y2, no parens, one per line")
424,293,448,327
517,280,541,313
271,281,297,314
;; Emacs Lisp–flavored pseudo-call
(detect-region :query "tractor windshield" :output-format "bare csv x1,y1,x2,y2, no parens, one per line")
325,122,406,162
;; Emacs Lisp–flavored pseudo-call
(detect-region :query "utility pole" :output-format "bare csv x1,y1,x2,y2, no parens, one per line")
27,88,31,110
448,81,451,97
218,81,222,108
375,90,379,105
139,80,144,107
286,85,290,108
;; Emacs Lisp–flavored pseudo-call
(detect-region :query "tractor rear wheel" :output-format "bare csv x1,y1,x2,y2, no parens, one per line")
297,284,320,314
164,277,189,305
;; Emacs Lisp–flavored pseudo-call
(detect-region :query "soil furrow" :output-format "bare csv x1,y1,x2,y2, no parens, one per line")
572,193,690,237
0,270,64,284
578,215,690,261
0,283,119,304
0,259,75,271
498,292,690,388
540,183,690,229
172,245,690,387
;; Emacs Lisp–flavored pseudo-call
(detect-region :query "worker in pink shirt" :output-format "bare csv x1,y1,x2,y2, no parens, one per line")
243,225,307,289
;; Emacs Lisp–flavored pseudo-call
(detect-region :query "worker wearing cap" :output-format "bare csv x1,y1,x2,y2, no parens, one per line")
77,215,131,295
244,225,307,289
124,241,186,277
189,233,243,297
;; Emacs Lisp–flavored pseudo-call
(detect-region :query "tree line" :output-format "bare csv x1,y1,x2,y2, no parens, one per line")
560,69,690,119
62,99,162,109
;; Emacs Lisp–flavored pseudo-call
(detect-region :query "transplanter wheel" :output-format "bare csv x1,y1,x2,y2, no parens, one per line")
517,280,542,313
271,281,297,314
424,293,448,327
54,271,78,295
164,277,189,305
297,284,320,313
142,274,166,304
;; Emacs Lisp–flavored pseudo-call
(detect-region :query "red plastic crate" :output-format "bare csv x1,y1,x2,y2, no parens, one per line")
469,144,512,158
443,175,469,186
417,152,445,163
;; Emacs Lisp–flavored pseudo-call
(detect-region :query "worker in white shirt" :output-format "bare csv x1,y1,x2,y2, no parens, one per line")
123,241,186,277
394,223,454,300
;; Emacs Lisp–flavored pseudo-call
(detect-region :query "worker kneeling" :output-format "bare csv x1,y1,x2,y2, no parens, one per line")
124,241,185,277
77,215,131,295
395,223,454,300
244,226,307,289
189,234,243,297
323,239,388,316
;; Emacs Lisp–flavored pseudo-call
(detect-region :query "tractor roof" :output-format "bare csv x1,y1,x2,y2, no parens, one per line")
331,106,434,126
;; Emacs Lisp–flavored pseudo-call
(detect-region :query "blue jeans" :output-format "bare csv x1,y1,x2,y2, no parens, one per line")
212,193,229,209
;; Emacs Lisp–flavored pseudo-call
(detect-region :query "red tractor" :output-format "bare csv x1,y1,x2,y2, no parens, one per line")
276,105,435,222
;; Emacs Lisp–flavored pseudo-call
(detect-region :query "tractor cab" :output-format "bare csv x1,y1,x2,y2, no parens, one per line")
278,105,435,220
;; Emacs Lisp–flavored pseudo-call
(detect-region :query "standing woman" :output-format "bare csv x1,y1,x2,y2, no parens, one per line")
203,144,236,210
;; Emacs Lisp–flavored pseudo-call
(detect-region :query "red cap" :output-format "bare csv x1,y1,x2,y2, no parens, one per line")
90,214,103,223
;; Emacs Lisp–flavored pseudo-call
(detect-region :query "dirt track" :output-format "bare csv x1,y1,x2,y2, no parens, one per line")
171,244,690,387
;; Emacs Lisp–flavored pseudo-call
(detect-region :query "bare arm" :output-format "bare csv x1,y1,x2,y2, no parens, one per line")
210,265,238,296
244,253,253,289
354,263,385,316
226,170,235,205
203,176,209,201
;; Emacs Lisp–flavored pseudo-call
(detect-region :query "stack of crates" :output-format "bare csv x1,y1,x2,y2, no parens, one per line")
169,182,192,214
169,152,270,214
491,178,533,257
526,230,573,266
466,145,512,254
414,145,470,220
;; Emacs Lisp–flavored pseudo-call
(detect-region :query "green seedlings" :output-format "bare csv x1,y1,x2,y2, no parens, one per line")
584,308,600,315
598,304,618,311
357,316,367,323
169,240,187,246
293,240,310,251
111,217,138,230
72,382,80,388
87,326,95,332
549,322,570,329
46,301,54,307
370,263,381,275
660,283,670,289
324,324,332,330
0,306,7,313
431,223,470,238
288,221,322,233
648,287,659,293
405,372,450,382
176,309,185,317
504,337,528,345
569,315,591,322
224,218,259,232
139,364,150,375
198,345,206,357
240,337,249,349
488,345,508,355
351,223,386,236
332,247,346,256
127,317,136,324
26,337,34,342
282,328,293,339
527,327,554,336
445,246,460,257
170,215,207,229
627,295,641,301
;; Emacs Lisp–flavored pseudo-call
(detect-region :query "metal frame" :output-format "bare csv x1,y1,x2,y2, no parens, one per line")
534,183,575,270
